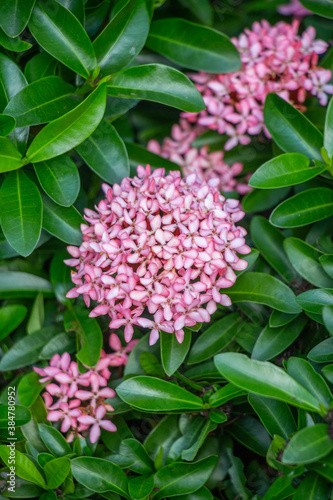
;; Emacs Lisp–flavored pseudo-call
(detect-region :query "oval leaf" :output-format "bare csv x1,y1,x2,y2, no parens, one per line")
283,424,333,465
42,194,83,245
0,0,35,37
0,405,31,428
161,330,192,376
0,304,27,342
0,137,23,173
0,446,45,487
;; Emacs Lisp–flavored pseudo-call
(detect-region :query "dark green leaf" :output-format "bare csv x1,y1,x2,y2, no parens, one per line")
50,252,73,304
308,337,333,363
76,119,129,184
18,371,42,407
119,439,154,474
178,0,213,25
323,305,333,335
29,0,96,78
0,28,32,52
299,0,333,18
320,254,333,278
94,0,149,74
293,472,329,500
283,424,333,464
264,94,323,161
125,141,180,172
214,353,322,413
269,310,299,328
0,271,53,298
64,307,102,367
324,96,333,157
0,446,46,487
107,64,205,112
146,18,241,73
161,330,191,376
24,52,58,83
0,170,42,256
0,0,36,37
270,188,333,228
287,357,332,408
209,383,246,408
42,194,83,245
0,115,16,136
228,415,271,456
0,304,27,341
0,137,23,173
296,289,333,314
0,54,27,112
0,405,31,428
128,475,154,500
242,187,291,213
39,423,72,457
39,332,76,359
248,395,297,439
44,457,71,489
117,376,204,411
26,84,107,163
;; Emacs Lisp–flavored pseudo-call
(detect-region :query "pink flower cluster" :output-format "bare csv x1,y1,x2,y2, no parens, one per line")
181,20,332,149
278,0,311,17
34,335,137,443
65,165,250,346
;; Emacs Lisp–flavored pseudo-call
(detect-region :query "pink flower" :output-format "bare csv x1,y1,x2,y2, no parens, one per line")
108,333,139,366
78,405,116,444
277,0,311,17
65,165,250,345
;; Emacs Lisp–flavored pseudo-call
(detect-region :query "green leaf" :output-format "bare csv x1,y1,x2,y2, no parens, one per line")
0,445,46,487
71,457,129,498
152,456,217,500
18,371,42,407
0,405,31,428
50,251,73,304
228,415,271,456
117,376,204,411
4,76,80,128
0,170,42,256
94,0,149,74
296,289,333,314
0,0,36,37
128,475,154,500
76,119,129,184
308,337,333,363
0,53,27,112
178,0,213,25
42,194,83,245
26,84,107,163
188,313,242,364
283,424,333,464
324,97,333,157
146,18,240,73
242,187,291,213
299,0,333,18
0,27,32,52
27,291,44,334
64,307,102,367
214,353,322,413
287,357,332,408
0,304,27,341
29,0,96,78
39,332,76,359
39,423,72,457
249,153,327,189
284,237,333,288
270,188,333,228
140,351,164,378
0,115,16,136
119,439,154,474
250,216,296,282
160,330,191,376
125,140,180,172
264,94,323,161
34,154,80,207
269,310,299,328
24,52,58,83
251,316,307,362
0,137,23,173
107,64,205,112
0,326,56,371
44,457,71,489
248,395,297,439
208,383,246,408
226,272,301,314
320,254,333,279
322,364,333,384
323,305,333,335
293,472,329,500
0,271,53,298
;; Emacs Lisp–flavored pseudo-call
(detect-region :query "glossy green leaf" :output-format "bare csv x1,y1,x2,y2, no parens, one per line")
323,305,333,335
119,439,154,475
64,307,102,367
0,27,32,52
29,0,96,78
0,54,27,112
125,141,180,171
214,353,322,413
0,304,27,341
117,376,204,411
107,64,205,112
24,52,58,83
322,364,333,384
251,216,296,282
287,357,332,408
283,424,333,464
324,96,333,157
44,457,71,489
293,472,329,500
35,155,80,207
320,254,333,279
270,188,333,228
0,170,42,256
94,0,149,74
249,153,327,189
26,84,106,163
39,423,72,457
0,405,31,428
242,187,291,213
39,332,76,359
76,119,129,184
18,371,42,407
146,18,240,73
160,330,191,376
5,76,80,128
178,0,213,25
42,194,83,245
0,115,16,136
128,475,154,500
228,415,271,456
50,252,73,304
27,291,44,334
0,446,46,487
299,0,333,18
209,383,246,408
284,237,333,288
152,456,217,500
252,316,307,361
0,271,53,298
188,313,242,364
308,337,333,363
296,289,333,314
0,0,35,37
0,137,23,173
264,94,323,161
71,457,129,498
0,326,56,371
226,272,301,313
248,395,297,439
269,310,299,328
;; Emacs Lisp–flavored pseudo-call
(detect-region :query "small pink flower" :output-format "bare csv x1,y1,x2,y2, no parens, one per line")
78,406,116,444
108,333,139,366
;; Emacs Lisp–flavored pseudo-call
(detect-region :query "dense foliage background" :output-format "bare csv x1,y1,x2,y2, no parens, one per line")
1,0,333,499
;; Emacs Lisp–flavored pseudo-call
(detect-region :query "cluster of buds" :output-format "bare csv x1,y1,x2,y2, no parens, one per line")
34,335,137,442
180,20,332,150
65,165,250,346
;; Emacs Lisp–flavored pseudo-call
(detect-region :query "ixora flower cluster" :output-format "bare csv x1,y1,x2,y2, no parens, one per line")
65,165,250,346
34,336,137,442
